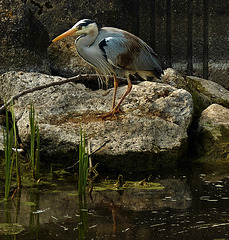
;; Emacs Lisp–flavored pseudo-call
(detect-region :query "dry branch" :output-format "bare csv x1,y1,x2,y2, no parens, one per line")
0,74,126,114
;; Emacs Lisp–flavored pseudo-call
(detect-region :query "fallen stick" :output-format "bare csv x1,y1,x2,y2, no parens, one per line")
0,74,126,114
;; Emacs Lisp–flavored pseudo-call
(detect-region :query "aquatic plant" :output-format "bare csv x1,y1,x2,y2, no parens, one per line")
3,103,13,201
10,102,21,189
77,128,89,238
29,103,40,180
35,125,40,180
78,128,89,200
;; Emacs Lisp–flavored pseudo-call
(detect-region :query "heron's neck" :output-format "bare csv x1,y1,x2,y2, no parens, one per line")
75,27,98,50
75,28,100,68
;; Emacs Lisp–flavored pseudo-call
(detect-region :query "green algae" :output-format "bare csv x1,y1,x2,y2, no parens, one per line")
93,179,164,191
22,201,37,207
0,223,24,235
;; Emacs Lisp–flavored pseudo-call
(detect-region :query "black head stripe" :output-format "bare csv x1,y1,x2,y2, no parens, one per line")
78,19,94,27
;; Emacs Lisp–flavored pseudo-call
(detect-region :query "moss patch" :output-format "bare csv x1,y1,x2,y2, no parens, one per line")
0,223,24,235
194,125,229,163
93,179,164,191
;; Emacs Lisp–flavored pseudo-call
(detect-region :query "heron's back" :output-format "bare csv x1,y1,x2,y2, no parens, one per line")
96,27,165,79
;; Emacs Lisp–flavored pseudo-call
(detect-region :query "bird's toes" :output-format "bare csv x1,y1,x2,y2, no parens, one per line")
100,108,123,120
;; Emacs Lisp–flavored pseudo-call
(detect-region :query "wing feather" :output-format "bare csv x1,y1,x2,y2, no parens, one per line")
98,28,164,78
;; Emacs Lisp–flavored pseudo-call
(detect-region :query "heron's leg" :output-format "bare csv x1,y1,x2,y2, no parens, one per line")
112,74,118,109
113,76,132,112
101,76,132,119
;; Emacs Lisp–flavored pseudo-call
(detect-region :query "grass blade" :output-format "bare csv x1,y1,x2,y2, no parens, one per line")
78,128,89,199
35,125,40,180
3,103,13,201
29,103,35,172
10,102,21,189
29,103,40,180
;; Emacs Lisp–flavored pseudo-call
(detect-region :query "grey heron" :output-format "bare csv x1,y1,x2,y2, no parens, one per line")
52,19,166,118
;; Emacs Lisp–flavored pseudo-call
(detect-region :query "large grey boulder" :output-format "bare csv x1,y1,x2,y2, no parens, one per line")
195,104,229,164
0,71,193,172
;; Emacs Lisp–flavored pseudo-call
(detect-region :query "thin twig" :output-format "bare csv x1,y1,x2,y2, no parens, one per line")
64,161,79,170
64,139,110,171
88,140,93,168
89,139,111,156
0,74,126,114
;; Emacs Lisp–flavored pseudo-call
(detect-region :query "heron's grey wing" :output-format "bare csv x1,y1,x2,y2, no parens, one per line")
98,32,164,77
99,36,126,69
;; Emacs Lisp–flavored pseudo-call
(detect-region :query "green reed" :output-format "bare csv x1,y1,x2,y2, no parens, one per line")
10,102,21,189
35,124,40,180
29,103,40,180
3,103,13,201
78,128,89,239
78,128,89,200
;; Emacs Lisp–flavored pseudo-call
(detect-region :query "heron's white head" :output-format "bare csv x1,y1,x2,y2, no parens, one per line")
52,19,97,42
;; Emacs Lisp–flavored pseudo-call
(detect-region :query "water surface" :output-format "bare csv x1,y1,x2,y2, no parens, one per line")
0,167,229,239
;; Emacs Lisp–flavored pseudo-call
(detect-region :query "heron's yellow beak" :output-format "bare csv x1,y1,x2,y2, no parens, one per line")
52,27,78,42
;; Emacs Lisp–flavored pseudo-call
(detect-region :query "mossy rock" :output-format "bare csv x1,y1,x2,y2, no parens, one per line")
194,104,229,165
195,125,229,163
186,76,229,117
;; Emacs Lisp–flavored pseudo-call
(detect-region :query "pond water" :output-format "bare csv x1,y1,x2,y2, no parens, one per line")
0,165,229,240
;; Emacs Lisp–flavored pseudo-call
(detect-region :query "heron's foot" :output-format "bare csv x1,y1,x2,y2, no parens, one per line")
100,108,123,119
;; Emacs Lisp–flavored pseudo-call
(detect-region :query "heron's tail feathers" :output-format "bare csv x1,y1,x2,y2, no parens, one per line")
152,58,167,79
138,64,166,80
139,55,167,80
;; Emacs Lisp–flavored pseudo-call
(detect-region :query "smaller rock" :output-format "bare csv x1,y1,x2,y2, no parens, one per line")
186,76,229,116
195,104,229,164
200,104,229,126
161,68,188,89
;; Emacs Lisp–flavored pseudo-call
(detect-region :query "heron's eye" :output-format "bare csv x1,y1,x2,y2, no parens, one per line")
77,25,86,31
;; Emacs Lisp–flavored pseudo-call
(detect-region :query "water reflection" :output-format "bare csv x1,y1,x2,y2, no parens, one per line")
78,195,88,239
0,172,228,239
